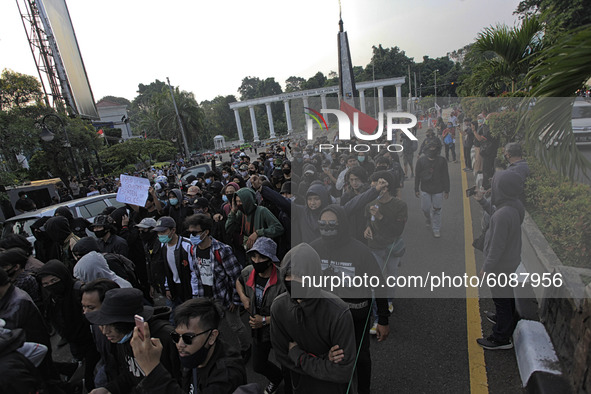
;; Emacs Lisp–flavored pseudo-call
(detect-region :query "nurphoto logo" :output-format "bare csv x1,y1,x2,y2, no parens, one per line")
305,109,418,153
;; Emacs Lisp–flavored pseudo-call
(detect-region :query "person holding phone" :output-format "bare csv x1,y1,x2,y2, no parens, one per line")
86,288,180,394
130,298,247,394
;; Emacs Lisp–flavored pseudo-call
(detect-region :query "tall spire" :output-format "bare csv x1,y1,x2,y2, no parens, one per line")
337,7,356,107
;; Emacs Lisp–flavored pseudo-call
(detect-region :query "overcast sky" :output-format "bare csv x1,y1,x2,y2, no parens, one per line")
1,0,521,103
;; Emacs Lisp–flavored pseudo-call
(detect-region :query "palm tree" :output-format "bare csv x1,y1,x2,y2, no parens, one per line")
519,26,591,180
473,16,543,93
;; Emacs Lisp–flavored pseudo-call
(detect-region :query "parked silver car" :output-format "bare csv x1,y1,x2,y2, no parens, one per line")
1,193,125,244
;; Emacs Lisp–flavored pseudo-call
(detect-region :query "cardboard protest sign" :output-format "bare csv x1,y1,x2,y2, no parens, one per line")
116,174,150,206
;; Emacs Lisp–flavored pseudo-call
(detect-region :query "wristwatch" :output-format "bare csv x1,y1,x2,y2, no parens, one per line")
262,316,267,325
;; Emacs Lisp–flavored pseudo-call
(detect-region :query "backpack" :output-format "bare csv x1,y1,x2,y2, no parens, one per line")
103,253,141,288
443,133,454,145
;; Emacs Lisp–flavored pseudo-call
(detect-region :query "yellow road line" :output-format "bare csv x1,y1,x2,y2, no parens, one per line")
459,135,489,393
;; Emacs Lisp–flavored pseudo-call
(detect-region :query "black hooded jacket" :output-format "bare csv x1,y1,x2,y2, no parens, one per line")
482,170,525,275
55,206,91,238
310,205,389,325
38,260,92,345
270,243,357,393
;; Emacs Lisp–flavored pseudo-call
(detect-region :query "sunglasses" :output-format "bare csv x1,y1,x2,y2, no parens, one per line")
170,329,212,345
185,230,205,237
318,220,338,228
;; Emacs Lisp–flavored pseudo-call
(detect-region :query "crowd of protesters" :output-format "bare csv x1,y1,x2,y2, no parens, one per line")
0,103,529,393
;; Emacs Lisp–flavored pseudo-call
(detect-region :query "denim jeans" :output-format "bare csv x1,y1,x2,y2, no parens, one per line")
421,192,443,232
224,306,251,352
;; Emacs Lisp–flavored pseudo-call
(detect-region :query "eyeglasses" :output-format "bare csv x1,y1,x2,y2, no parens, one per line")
170,329,212,345
186,230,205,237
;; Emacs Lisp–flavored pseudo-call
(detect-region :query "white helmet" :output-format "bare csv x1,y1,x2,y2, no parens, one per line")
155,175,168,186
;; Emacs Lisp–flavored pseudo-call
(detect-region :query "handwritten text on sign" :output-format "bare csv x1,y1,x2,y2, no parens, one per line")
116,174,150,206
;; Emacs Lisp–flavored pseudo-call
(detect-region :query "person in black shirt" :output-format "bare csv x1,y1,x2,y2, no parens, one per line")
14,191,36,214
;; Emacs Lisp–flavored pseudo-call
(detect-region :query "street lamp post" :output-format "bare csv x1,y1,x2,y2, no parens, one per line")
40,113,80,179
434,69,439,109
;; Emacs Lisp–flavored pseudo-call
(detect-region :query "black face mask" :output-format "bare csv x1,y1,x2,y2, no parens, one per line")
179,332,213,369
248,170,256,175
427,150,438,159
376,166,388,171
253,261,271,274
282,168,291,175
94,229,108,238
284,279,308,299
140,231,156,244
45,281,66,297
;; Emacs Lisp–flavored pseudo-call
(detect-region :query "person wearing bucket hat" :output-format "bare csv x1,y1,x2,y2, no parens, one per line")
86,288,181,394
236,237,284,394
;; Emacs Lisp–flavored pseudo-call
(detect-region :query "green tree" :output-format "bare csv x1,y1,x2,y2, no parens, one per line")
471,16,543,93
0,69,44,110
515,0,591,42
201,95,238,142
98,95,131,107
285,76,305,92
520,26,591,180
99,139,176,175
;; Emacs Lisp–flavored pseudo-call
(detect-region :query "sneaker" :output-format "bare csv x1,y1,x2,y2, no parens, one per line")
433,230,441,238
264,380,281,394
388,302,394,313
425,218,431,227
369,322,378,335
476,336,513,350
485,311,497,324
463,168,471,172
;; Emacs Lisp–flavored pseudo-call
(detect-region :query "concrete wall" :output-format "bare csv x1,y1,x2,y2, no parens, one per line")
521,212,591,393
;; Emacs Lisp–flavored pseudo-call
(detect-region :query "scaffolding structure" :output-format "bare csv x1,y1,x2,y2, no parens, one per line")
15,0,71,110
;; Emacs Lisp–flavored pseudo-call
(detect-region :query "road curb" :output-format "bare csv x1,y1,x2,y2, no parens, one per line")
513,320,572,393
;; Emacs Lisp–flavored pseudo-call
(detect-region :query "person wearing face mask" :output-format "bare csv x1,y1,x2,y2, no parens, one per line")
42,215,80,269
91,215,130,257
183,214,250,361
414,141,450,238
86,288,181,394
0,248,41,306
281,160,300,187
270,243,357,394
130,297,246,394
225,188,284,255
162,189,192,234
38,260,100,392
153,217,193,318
236,237,284,393
357,152,375,175
135,218,164,299
310,205,390,394
238,164,249,179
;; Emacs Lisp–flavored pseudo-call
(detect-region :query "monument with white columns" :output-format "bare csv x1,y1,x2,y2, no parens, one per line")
227,13,407,141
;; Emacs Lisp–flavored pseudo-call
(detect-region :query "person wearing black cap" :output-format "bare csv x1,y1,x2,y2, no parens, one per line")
90,215,130,257
38,260,100,391
236,237,285,394
86,288,180,394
